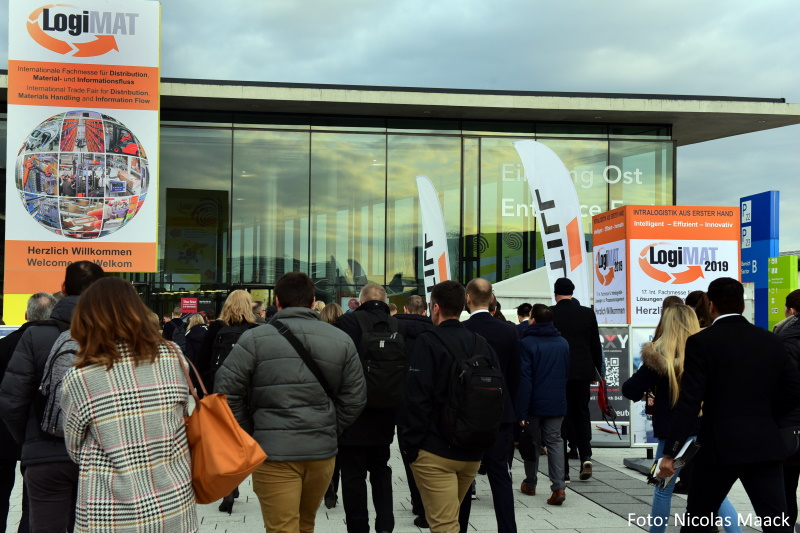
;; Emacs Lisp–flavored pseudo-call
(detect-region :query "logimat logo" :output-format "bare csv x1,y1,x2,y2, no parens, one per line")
27,4,138,57
594,247,622,286
637,242,720,284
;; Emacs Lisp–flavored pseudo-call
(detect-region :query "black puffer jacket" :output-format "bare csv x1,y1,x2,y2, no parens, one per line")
0,296,78,466
777,316,800,428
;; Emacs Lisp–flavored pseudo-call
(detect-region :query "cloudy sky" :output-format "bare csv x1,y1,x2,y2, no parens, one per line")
2,0,798,249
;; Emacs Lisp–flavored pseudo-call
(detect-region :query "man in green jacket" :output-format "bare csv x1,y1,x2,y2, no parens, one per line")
215,272,367,532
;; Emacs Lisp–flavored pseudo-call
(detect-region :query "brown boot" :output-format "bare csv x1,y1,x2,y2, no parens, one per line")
547,489,566,505
519,482,535,496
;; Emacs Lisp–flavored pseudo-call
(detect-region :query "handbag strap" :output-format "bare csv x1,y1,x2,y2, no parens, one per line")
273,320,335,401
168,341,207,402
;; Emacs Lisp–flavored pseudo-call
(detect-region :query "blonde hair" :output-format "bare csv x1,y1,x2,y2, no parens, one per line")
651,305,700,406
219,290,255,326
320,303,343,324
186,313,205,331
312,301,326,313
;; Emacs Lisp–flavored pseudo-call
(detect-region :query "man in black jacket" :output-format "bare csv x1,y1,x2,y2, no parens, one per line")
335,283,402,533
0,292,56,533
659,278,800,532
550,277,602,482
400,280,500,533
0,261,104,533
162,306,183,340
394,295,434,527
459,278,520,533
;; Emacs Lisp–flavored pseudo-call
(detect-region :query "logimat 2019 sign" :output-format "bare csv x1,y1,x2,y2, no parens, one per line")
4,0,161,324
592,206,740,325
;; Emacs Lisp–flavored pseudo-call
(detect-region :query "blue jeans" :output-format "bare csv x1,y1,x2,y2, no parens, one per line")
651,438,741,533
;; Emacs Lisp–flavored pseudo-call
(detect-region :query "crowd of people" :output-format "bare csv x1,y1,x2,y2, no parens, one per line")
0,261,799,533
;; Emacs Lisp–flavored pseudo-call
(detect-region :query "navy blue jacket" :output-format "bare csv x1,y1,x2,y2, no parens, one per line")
464,312,521,424
516,322,569,419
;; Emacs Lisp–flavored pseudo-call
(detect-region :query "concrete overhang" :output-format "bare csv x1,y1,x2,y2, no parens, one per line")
2,72,799,146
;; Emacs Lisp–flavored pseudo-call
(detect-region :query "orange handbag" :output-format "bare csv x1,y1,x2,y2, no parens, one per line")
178,353,267,504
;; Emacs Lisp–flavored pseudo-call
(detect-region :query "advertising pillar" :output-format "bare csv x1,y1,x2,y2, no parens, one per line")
5,1,161,323
592,206,740,325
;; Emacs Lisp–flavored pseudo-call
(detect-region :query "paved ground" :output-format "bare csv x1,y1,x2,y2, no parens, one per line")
4,445,784,532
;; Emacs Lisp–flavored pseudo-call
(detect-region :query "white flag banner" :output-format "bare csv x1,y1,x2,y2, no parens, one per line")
416,175,451,297
514,140,589,305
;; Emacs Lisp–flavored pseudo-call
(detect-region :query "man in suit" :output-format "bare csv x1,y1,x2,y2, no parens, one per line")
659,277,800,532
458,278,520,533
550,277,603,482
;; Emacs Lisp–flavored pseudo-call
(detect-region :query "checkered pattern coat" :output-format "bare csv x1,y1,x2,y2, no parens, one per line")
61,341,198,532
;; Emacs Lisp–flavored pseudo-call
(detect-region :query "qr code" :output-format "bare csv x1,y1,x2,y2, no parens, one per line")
606,357,620,387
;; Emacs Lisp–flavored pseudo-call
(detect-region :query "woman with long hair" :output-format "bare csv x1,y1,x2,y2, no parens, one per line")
61,278,197,532
651,295,684,342
196,289,258,389
195,289,259,514
622,305,739,533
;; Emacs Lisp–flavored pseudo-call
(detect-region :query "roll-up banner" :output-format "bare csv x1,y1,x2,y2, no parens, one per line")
514,140,589,305
5,0,161,323
416,175,451,298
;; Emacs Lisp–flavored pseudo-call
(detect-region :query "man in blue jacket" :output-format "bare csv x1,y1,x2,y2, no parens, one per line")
517,304,570,505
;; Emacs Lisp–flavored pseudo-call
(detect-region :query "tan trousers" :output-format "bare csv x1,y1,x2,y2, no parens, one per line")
251,457,335,533
410,449,480,533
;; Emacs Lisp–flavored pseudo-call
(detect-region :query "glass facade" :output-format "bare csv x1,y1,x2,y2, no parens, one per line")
0,112,674,310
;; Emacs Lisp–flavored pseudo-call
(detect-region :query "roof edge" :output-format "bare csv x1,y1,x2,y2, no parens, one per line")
0,69,787,104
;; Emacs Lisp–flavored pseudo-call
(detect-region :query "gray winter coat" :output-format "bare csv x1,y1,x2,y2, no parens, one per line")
214,307,366,462
0,296,78,466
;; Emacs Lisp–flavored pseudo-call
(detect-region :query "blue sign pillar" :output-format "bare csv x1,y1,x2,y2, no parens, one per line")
740,191,780,329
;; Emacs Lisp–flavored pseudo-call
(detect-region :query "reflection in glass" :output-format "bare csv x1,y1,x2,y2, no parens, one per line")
387,135,461,294
160,127,232,287
232,130,310,285
608,141,673,209
310,133,386,303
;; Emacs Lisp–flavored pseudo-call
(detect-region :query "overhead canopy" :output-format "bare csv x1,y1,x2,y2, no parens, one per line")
1,72,799,146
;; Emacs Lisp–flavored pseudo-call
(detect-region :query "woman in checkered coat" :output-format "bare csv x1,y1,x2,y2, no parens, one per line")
61,278,198,532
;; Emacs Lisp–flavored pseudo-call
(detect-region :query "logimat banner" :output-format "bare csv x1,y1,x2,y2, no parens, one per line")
593,206,740,325
5,0,161,323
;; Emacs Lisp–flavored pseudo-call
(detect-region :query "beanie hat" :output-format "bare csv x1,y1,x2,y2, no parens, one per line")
554,278,575,296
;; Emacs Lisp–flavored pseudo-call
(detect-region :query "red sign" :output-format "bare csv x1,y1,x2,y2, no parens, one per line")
181,298,198,314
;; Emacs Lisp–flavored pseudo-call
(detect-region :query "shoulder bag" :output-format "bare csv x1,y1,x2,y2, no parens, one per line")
176,347,267,504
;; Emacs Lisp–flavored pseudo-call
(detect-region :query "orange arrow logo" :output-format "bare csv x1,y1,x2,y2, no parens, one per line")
27,20,72,54
595,264,615,286
671,265,705,284
73,35,119,57
27,4,120,57
638,243,706,284
639,243,672,283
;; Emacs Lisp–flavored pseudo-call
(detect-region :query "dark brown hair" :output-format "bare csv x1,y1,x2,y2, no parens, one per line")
72,278,165,369
685,290,712,328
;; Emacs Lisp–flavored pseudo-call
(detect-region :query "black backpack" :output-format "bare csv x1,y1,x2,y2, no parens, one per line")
353,313,406,409
429,328,505,451
206,324,253,389
171,321,188,351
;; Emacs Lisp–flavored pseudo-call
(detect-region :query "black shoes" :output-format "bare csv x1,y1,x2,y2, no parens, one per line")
579,460,593,481
218,493,235,514
414,515,430,528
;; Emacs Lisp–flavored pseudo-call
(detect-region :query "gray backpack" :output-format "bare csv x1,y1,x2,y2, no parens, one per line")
38,329,79,438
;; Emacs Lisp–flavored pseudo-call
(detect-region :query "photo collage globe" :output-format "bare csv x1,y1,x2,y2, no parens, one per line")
15,110,149,239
